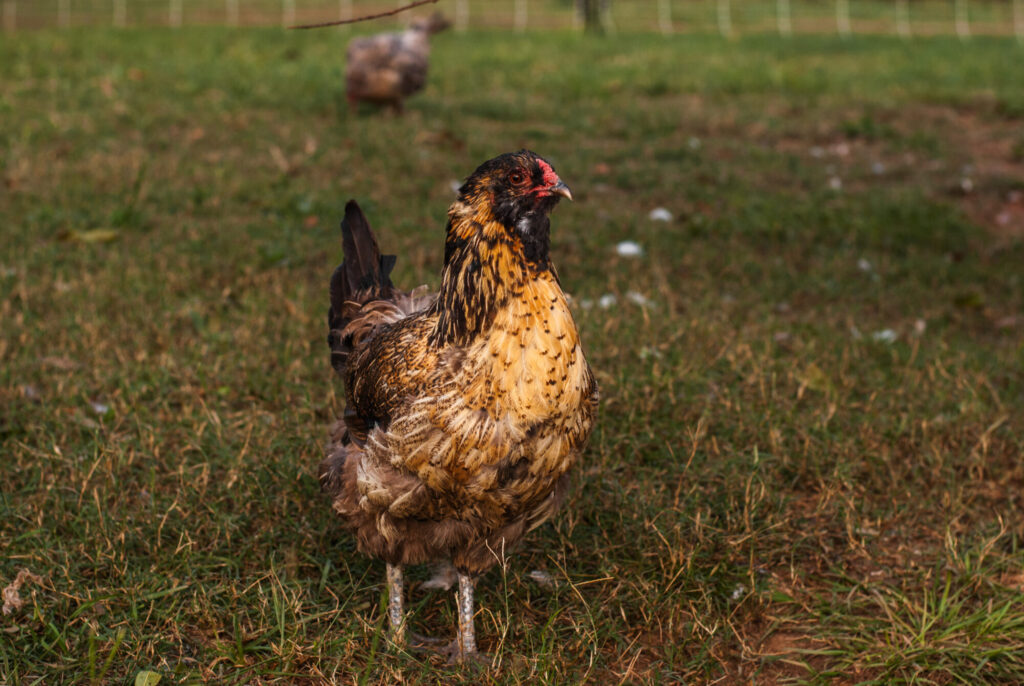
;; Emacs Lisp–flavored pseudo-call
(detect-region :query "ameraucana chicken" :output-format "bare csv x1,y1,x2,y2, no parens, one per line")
344,11,450,113
320,151,599,662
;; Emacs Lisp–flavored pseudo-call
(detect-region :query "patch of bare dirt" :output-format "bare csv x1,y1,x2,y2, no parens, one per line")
772,103,1024,247
943,109,1024,245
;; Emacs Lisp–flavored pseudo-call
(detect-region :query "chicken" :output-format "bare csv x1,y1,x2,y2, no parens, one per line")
320,151,599,662
344,11,450,113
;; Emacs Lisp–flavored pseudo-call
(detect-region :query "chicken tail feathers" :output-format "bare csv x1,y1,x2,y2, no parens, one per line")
335,200,396,298
328,200,397,376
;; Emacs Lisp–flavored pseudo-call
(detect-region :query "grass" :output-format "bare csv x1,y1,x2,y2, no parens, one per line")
2,25,1024,685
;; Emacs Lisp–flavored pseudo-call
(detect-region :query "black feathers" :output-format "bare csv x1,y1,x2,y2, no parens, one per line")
518,213,551,267
327,200,397,375
457,150,561,267
336,200,395,296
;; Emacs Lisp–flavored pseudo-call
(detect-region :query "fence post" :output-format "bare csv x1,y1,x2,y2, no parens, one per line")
455,0,468,31
1015,0,1023,43
600,0,616,34
2,1,13,33
170,0,182,27
836,0,851,38
113,0,126,27
896,0,911,38
955,0,970,40
282,0,295,27
716,0,732,38
226,0,238,26
777,0,791,36
338,0,351,30
514,0,527,32
59,0,70,27
657,0,673,35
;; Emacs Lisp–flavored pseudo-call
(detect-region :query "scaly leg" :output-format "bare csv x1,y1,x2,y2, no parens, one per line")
386,563,405,644
455,572,477,657
389,564,448,650
409,570,487,664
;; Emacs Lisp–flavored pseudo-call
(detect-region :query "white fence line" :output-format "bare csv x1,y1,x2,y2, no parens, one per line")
2,0,1024,40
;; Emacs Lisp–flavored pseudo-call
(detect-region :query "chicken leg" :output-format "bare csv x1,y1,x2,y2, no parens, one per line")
386,563,405,644
449,572,478,661
386,564,486,664
458,572,477,654
386,563,448,652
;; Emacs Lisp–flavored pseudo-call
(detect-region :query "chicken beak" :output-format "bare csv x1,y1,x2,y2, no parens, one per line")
551,180,573,201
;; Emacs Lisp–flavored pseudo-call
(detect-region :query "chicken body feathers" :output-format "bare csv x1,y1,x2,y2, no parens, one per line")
344,13,449,110
321,155,597,576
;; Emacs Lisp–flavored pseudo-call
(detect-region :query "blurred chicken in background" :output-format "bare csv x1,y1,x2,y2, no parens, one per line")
344,11,450,114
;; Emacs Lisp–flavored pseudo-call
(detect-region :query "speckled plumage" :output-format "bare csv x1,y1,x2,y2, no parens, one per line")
344,12,450,112
320,152,598,581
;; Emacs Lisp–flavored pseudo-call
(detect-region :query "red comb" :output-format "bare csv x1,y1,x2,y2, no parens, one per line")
537,159,559,187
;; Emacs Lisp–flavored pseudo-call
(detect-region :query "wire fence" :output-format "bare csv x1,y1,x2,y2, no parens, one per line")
3,0,1023,40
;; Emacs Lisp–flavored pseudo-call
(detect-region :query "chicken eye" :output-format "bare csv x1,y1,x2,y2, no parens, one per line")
508,170,527,185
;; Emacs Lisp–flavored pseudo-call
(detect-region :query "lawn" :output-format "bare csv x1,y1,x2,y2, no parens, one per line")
1,24,1023,685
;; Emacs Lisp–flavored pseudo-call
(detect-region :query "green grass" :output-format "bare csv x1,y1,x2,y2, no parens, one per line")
2,27,1024,684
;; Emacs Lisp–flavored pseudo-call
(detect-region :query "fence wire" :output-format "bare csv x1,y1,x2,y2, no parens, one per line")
2,0,1023,40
